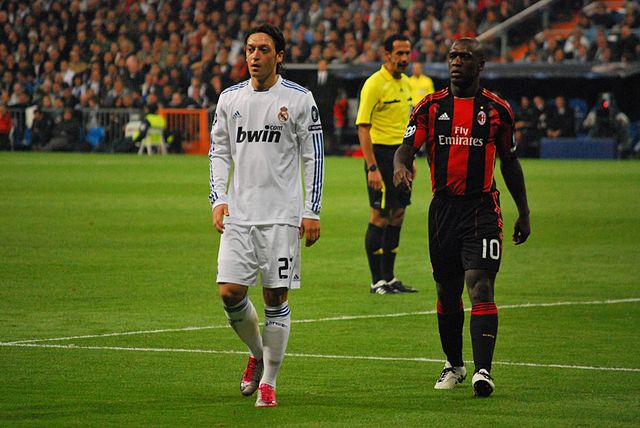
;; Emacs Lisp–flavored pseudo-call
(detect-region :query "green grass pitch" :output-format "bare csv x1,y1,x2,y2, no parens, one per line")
1,152,639,427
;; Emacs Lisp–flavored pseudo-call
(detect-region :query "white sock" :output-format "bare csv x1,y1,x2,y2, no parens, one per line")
224,297,263,360
261,302,291,388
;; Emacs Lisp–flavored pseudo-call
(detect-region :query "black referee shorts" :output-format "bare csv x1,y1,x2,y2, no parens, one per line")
366,144,411,214
428,190,504,280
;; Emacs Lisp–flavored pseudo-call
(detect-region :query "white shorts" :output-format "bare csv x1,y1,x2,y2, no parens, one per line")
216,223,301,289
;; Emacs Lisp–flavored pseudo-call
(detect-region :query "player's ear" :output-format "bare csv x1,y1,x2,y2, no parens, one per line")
477,60,485,73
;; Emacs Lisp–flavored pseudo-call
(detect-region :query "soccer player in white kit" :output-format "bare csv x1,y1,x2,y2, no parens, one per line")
209,24,324,408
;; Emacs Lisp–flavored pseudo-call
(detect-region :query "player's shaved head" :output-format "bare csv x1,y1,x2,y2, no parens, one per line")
451,38,485,63
448,37,485,97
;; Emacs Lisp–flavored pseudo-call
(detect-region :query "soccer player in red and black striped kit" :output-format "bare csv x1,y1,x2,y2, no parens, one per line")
394,38,531,397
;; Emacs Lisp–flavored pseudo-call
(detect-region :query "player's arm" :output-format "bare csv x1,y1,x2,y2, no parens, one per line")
393,106,426,190
393,144,416,190
299,93,324,247
209,102,232,233
498,121,531,245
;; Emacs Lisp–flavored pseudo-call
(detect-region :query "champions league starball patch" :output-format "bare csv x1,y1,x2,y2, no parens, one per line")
477,110,486,125
278,107,289,122
404,125,416,138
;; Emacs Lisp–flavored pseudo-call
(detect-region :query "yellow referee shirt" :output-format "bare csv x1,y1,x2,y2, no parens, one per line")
355,65,412,146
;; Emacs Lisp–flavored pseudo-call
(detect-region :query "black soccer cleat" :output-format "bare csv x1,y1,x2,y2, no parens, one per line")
387,278,418,293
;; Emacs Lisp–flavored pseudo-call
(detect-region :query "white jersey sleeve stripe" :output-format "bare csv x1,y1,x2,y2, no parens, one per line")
208,133,217,205
282,79,309,94
221,80,249,95
311,133,324,213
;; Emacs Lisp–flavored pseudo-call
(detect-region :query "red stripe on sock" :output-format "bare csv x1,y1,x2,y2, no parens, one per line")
437,299,464,315
471,302,498,316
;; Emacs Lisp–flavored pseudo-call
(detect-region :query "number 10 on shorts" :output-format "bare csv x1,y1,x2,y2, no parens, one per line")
482,238,501,260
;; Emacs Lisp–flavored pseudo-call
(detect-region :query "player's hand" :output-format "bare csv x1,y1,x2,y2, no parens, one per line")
367,170,383,191
393,166,413,191
512,213,530,245
212,204,229,233
300,218,320,247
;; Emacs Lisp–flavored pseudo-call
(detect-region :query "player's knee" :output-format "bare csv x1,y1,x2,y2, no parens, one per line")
434,271,464,289
218,284,247,307
465,271,496,303
263,287,288,307
469,285,493,303
434,276,465,308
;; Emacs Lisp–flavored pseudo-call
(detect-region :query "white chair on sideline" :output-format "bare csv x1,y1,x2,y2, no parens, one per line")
137,127,167,155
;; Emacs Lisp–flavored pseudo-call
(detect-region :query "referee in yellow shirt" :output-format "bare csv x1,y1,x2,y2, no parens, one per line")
356,34,417,295
408,62,435,109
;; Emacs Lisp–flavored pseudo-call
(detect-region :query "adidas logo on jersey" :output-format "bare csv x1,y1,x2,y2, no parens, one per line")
232,111,242,119
236,126,282,143
438,112,450,121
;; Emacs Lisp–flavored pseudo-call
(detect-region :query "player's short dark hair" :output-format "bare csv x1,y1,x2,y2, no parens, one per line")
383,34,411,53
244,24,286,54
244,24,285,74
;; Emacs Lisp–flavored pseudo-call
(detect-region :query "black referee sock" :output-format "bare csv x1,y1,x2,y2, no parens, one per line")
365,223,384,284
382,225,401,281
470,302,499,372
437,299,465,367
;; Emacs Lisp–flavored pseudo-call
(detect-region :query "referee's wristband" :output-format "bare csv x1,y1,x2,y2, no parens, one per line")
366,164,378,172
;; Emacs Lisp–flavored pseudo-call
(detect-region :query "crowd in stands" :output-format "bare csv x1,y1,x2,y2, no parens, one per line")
0,0,638,155
518,1,640,63
0,0,545,113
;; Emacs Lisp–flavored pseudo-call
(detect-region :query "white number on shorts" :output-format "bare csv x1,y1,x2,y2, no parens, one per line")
482,239,500,260
278,257,293,279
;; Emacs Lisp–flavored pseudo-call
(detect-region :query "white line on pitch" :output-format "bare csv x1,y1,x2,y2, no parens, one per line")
3,297,639,345
1,342,638,373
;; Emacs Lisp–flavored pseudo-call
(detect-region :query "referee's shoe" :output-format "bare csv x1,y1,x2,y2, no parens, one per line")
370,280,399,294
387,278,418,293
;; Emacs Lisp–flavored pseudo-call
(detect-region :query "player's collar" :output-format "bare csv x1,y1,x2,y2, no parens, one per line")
251,75,281,92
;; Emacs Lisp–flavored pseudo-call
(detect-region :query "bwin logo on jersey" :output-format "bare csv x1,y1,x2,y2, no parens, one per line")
236,126,282,143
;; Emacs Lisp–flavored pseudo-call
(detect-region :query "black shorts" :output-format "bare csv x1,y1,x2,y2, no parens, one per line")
429,191,504,279
366,145,411,214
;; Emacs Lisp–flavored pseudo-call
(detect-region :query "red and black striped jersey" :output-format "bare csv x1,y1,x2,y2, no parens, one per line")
402,87,515,196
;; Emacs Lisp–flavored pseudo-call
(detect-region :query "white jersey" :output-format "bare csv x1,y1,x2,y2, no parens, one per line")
209,76,324,226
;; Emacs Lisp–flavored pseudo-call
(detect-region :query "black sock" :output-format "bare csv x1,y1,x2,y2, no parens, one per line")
437,299,465,367
382,225,401,281
470,302,498,373
365,223,384,283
